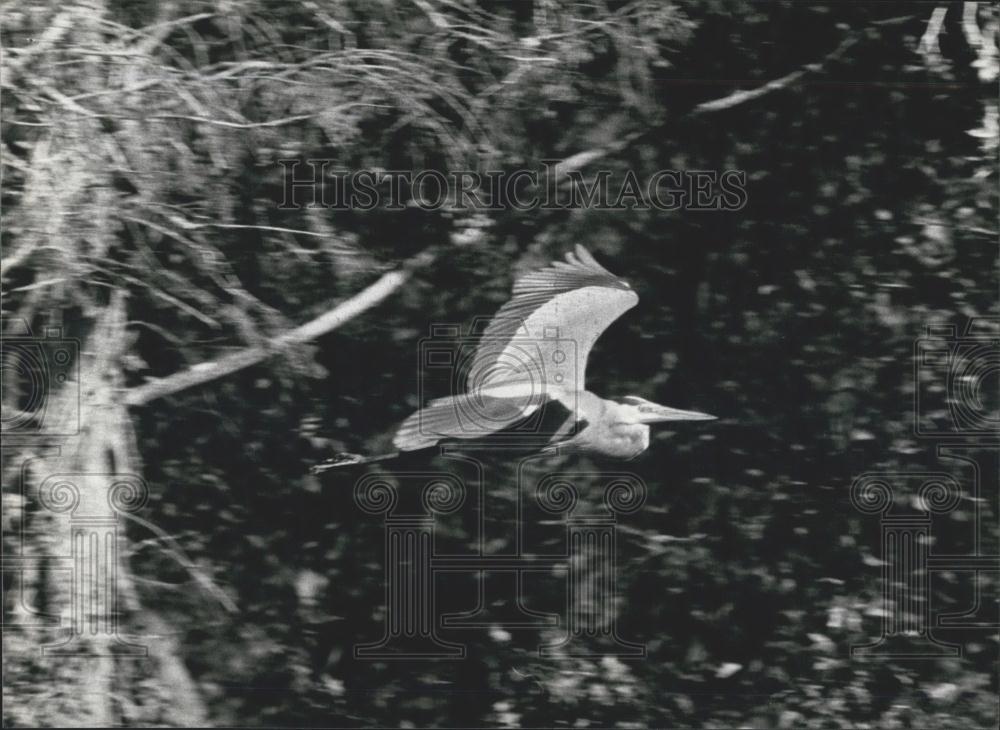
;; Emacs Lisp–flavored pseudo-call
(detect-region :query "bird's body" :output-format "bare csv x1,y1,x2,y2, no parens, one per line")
313,246,713,473
552,393,651,459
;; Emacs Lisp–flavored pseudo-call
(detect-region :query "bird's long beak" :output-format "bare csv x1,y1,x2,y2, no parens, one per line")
638,404,717,424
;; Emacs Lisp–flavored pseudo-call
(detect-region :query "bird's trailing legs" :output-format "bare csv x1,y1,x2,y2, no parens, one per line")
311,451,401,474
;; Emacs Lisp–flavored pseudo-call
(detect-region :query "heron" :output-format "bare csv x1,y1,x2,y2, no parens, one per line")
315,245,713,472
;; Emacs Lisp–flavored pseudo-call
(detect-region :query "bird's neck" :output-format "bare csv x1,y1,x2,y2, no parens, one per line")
575,390,608,420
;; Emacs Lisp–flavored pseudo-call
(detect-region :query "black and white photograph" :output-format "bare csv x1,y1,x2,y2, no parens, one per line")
1,1,998,727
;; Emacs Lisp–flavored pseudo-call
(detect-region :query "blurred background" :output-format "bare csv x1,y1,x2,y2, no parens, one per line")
2,1,998,727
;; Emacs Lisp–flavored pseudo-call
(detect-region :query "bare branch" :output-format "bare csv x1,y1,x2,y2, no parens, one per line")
118,511,238,613
554,15,915,177
2,9,75,84
124,249,436,406
918,6,948,69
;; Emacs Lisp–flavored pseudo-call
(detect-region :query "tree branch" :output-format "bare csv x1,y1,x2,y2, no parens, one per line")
554,14,914,178
119,510,238,613
918,6,948,68
124,249,436,406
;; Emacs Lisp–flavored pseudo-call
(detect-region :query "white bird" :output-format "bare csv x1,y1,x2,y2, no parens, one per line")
390,245,715,460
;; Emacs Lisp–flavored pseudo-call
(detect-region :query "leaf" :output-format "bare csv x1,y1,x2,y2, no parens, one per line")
715,662,742,678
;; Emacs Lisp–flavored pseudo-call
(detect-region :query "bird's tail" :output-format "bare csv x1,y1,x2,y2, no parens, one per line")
314,390,549,472
311,451,400,474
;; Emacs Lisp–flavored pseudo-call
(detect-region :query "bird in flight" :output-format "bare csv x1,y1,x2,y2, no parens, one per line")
315,245,714,472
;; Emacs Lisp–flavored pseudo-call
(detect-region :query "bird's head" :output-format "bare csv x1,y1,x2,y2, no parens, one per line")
619,395,716,424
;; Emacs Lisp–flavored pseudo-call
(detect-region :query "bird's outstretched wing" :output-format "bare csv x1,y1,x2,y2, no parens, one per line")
466,244,638,394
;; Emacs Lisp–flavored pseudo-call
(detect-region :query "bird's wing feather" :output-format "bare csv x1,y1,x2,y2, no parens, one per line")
467,245,638,393
393,390,550,451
